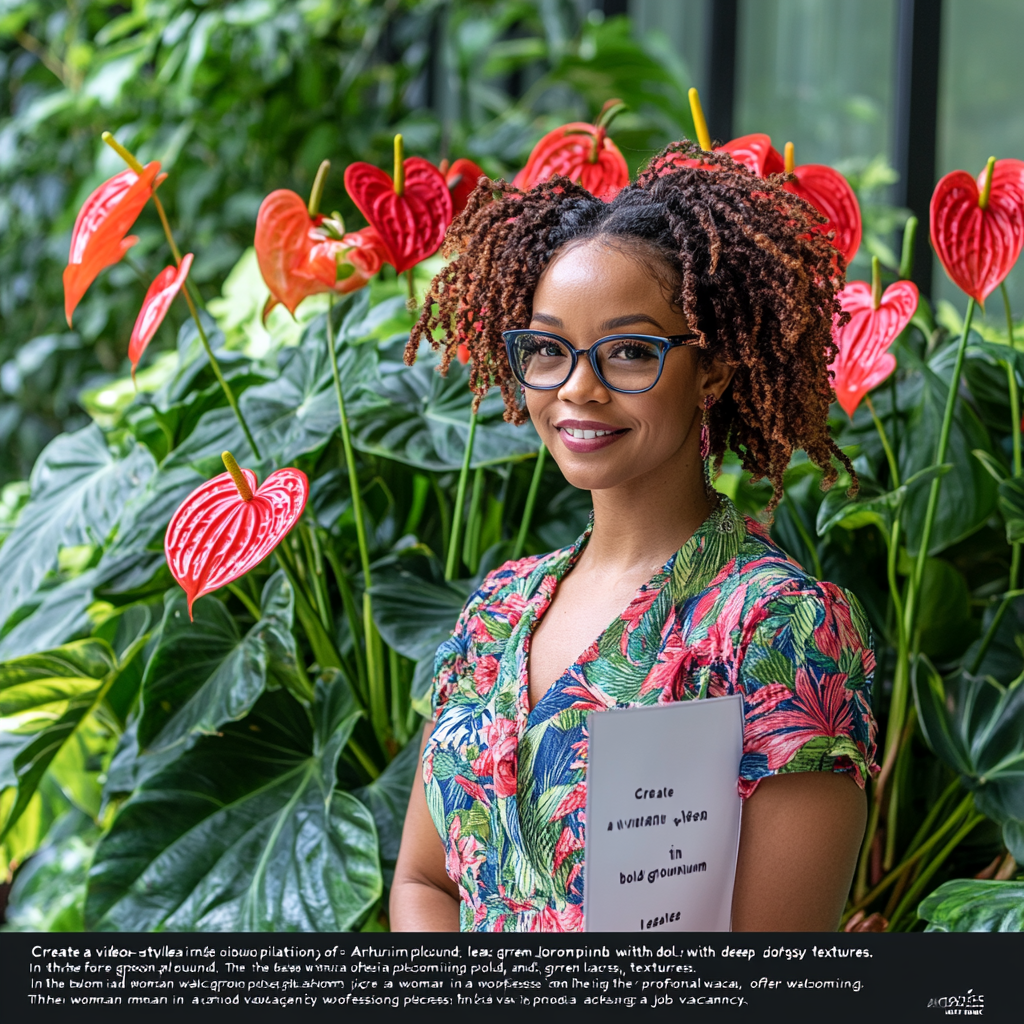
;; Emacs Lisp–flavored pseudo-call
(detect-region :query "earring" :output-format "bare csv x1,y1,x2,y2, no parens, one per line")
699,394,715,461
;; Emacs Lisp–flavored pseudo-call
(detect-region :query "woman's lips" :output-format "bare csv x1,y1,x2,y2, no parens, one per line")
555,422,629,453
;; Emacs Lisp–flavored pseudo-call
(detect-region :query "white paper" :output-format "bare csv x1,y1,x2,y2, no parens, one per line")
583,695,744,932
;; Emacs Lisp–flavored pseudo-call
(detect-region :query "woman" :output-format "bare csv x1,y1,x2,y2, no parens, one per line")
391,142,877,932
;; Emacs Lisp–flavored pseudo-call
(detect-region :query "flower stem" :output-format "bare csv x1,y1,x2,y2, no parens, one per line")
101,131,260,458
324,298,387,742
865,394,900,487
512,444,547,560
1003,282,1021,594
445,410,478,580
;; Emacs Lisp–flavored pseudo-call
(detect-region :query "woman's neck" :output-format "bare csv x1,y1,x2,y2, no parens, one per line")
581,448,715,576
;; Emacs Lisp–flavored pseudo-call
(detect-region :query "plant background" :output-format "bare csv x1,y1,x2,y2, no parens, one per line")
1,0,1024,934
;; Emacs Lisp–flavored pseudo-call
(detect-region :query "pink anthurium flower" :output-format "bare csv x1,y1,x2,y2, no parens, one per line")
830,278,919,417
165,452,309,618
931,158,1024,305
63,162,163,326
128,253,193,378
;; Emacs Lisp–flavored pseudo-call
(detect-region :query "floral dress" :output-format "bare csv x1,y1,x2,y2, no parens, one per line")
423,496,878,932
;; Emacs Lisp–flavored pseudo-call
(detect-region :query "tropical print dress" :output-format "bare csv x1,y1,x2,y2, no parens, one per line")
423,495,878,932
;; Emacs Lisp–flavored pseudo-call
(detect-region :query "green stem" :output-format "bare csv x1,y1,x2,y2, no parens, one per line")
445,410,478,580
462,466,485,574
512,445,547,560
323,297,386,742
878,298,978,798
866,393,900,488
907,298,977,619
324,547,368,702
226,581,261,620
1003,282,1021,476
888,812,984,931
325,298,373,592
884,710,916,870
846,789,971,918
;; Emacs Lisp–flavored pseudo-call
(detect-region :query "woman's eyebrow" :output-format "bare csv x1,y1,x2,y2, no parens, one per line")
530,312,563,327
601,313,666,331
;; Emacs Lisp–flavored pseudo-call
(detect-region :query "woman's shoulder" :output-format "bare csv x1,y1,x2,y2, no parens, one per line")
458,542,574,618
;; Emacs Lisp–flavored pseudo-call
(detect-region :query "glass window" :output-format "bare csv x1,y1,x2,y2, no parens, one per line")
935,0,1024,318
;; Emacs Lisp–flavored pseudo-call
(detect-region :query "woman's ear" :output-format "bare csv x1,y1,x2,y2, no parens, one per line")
702,356,736,403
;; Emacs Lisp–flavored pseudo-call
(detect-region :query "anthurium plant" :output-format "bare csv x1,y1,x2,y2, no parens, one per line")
3,88,1024,935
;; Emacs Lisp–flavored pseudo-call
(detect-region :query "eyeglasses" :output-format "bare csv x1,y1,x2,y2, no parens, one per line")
502,329,701,395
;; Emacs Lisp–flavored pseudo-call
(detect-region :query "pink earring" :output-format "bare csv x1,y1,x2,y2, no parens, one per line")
699,394,715,460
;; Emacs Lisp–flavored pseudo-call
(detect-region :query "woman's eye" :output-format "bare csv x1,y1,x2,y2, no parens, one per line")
607,341,658,360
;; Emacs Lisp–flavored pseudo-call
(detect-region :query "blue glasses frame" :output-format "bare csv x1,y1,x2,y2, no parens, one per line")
502,329,701,395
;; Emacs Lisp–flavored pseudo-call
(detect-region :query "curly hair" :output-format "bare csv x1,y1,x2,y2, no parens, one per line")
405,139,855,512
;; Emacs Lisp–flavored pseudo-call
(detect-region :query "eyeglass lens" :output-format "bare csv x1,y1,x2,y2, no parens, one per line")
510,333,663,391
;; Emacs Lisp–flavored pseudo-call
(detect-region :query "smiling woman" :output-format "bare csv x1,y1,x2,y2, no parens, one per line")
392,142,877,933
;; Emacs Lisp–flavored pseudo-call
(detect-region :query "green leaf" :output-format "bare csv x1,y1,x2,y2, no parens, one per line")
912,654,1024,823
0,426,155,634
354,735,420,872
86,679,381,932
371,565,470,663
920,879,1024,932
816,464,950,537
899,352,998,556
0,639,119,840
137,571,303,760
350,340,540,470
999,476,1024,544
163,304,381,476
916,558,973,661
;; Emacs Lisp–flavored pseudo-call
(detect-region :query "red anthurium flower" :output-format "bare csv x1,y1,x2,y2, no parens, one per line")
829,279,918,417
512,119,629,201
931,158,1024,305
783,163,862,264
344,136,453,275
443,158,487,215
128,253,193,378
165,452,309,618
63,162,162,326
657,134,783,177
255,190,389,318
659,135,861,263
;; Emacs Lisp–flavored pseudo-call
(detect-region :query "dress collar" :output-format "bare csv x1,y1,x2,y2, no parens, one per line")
541,494,747,602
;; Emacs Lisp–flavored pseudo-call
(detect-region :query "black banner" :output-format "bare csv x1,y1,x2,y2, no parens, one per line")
0,931,1014,1021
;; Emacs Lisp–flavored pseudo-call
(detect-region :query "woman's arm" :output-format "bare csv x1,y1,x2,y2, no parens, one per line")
730,771,866,931
390,723,461,931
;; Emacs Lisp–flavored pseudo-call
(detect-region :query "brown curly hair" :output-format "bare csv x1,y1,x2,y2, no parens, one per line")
404,139,854,512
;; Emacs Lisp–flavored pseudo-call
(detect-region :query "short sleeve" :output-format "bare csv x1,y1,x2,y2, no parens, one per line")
734,580,878,799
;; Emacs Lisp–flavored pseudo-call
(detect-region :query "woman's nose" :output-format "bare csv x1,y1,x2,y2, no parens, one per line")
557,350,610,404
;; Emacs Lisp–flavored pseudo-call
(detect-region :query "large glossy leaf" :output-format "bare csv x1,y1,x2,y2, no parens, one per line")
350,339,540,470
163,312,380,475
816,464,951,537
354,735,420,873
899,351,998,556
920,879,1024,932
0,425,155,634
998,476,1024,543
138,571,302,760
86,679,381,931
916,558,973,661
0,465,203,661
0,639,121,840
3,809,98,932
370,564,470,663
912,654,1024,824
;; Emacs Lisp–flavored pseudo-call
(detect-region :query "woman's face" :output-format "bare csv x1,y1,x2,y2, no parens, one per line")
524,238,718,494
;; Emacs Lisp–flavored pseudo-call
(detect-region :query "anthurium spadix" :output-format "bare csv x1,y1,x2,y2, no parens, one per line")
165,452,309,618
